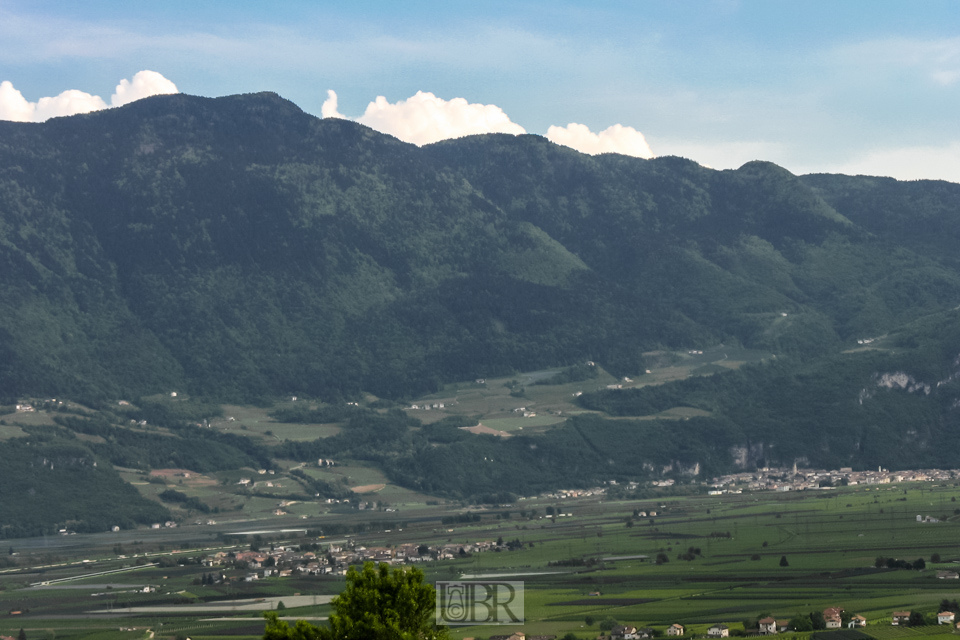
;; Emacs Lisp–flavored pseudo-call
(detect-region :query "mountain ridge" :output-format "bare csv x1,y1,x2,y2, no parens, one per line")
1,91,959,401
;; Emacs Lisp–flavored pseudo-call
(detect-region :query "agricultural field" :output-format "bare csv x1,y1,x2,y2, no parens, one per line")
214,404,342,442
5,480,960,640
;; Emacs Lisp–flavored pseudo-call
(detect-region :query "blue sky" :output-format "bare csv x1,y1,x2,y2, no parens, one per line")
1,0,958,181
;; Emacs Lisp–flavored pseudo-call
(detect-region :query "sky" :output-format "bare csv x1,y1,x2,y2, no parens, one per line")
1,0,958,182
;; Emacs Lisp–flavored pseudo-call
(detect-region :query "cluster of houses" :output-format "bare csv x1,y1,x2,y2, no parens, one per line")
538,487,608,500
203,539,502,581
470,629,686,640
606,624,686,639
892,610,958,626
594,607,895,640
708,465,960,494
409,401,448,410
14,398,67,412
701,607,960,638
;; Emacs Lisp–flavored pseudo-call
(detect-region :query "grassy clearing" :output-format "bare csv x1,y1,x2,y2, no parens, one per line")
213,404,341,442
405,345,771,434
2,410,59,427
0,423,28,439
482,415,565,432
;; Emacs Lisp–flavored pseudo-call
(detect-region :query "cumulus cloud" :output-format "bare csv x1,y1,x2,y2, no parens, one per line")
322,90,525,145
0,70,178,122
111,70,178,107
33,90,107,122
0,81,34,122
321,90,657,159
546,122,654,158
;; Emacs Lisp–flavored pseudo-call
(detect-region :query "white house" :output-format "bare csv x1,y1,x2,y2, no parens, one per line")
759,617,778,635
610,625,638,640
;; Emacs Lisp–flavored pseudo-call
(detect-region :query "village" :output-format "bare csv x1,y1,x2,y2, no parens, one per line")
707,466,960,494
199,538,503,582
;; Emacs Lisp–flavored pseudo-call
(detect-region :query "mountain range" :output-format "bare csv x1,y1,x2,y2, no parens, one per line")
2,92,960,532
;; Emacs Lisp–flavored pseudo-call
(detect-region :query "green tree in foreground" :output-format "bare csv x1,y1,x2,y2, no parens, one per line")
264,562,447,640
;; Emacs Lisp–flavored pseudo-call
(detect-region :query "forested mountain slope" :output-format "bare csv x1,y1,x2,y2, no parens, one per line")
3,91,958,406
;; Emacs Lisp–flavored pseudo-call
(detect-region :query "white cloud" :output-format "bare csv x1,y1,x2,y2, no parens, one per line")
323,90,525,145
111,70,178,107
546,122,654,158
0,70,178,122
33,90,107,122
320,89,345,119
322,90,658,159
0,81,34,122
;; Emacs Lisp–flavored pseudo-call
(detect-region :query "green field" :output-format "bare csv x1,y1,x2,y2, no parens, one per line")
5,480,960,640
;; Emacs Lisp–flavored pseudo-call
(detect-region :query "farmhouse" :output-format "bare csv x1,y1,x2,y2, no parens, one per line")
667,624,685,636
610,625,638,640
892,611,911,626
758,617,777,635
708,624,730,638
938,612,955,625
848,615,866,628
